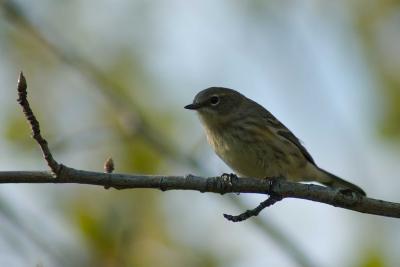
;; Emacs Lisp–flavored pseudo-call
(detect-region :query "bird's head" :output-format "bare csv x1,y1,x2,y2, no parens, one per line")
185,87,247,126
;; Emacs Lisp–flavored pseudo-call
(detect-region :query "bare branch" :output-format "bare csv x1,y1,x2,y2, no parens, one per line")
0,170,399,219
10,68,400,228
224,194,283,222
17,72,61,175
11,72,400,221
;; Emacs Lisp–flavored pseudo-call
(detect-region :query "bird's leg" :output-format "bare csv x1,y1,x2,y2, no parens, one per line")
218,173,238,194
267,176,285,197
337,188,364,205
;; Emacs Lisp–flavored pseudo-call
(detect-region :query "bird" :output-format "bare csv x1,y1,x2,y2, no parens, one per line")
184,87,366,196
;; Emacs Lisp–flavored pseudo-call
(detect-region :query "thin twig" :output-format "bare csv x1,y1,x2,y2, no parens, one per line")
224,194,283,222
17,72,60,175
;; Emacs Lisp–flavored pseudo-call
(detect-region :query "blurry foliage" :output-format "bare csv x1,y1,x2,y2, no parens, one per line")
357,250,386,267
104,49,154,102
3,112,61,160
3,114,33,149
379,81,400,139
71,189,222,267
119,137,163,173
350,0,400,140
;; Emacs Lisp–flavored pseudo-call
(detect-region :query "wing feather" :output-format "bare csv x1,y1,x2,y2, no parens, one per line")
262,110,316,165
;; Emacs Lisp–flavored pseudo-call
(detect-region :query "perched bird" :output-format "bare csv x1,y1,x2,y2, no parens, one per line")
185,87,366,196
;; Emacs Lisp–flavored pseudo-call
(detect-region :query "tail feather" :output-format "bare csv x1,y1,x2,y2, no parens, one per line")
317,168,366,196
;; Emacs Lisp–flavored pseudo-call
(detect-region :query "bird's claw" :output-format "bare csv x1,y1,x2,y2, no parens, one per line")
338,188,363,204
328,188,363,207
266,176,285,199
218,173,238,194
267,176,284,190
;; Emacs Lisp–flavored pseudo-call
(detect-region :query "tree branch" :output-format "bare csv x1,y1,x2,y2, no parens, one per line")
13,73,400,221
0,170,399,219
10,72,400,221
6,65,399,228
17,72,61,175
223,193,283,222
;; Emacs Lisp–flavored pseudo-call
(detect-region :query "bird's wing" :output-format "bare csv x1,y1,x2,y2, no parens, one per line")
264,111,316,165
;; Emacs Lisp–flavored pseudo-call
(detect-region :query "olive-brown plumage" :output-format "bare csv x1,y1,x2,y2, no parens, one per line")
185,87,365,195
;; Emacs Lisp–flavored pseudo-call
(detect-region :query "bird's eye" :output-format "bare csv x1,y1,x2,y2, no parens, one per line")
210,96,220,106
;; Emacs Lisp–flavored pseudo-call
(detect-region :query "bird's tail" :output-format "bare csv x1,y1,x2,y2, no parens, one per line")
317,168,366,196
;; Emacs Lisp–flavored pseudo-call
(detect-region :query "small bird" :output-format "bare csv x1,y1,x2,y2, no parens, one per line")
185,87,366,196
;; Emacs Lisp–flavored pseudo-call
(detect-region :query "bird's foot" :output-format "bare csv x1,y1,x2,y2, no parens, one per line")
218,173,238,194
338,188,363,199
336,188,363,206
267,176,284,194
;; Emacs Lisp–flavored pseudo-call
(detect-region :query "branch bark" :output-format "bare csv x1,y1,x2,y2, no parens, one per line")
0,169,399,218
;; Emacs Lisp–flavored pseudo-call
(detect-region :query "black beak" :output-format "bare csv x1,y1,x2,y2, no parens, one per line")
184,103,201,110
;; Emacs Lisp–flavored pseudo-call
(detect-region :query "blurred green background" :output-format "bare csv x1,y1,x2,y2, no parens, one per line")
0,1,400,266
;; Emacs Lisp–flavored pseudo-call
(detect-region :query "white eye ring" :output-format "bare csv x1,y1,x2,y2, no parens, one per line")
210,96,220,106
